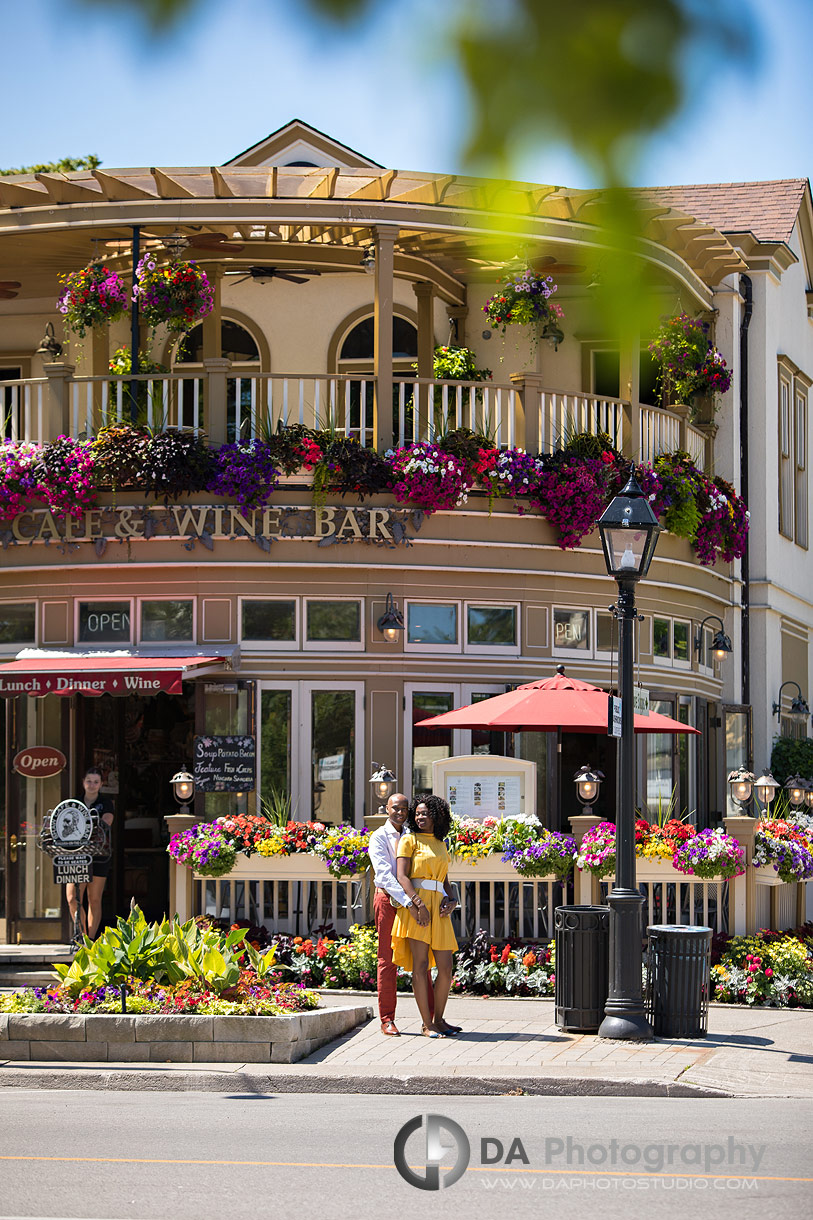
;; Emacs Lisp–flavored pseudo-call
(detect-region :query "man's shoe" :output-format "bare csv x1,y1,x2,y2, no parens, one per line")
381,1019,401,1036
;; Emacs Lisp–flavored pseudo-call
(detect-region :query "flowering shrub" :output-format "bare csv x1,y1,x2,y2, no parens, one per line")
279,820,327,854
754,821,813,883
693,474,750,565
532,452,620,548
673,828,746,880
0,978,319,1017
575,821,617,878
648,313,731,407
216,814,279,854
711,926,813,1007
483,268,563,340
446,817,494,865
208,439,281,510
313,824,371,877
389,442,471,513
502,831,576,879
313,436,393,501
638,459,749,565
450,929,555,996
0,438,97,522
168,823,236,878
475,447,541,509
57,264,128,337
429,345,492,382
273,925,380,991
134,255,214,333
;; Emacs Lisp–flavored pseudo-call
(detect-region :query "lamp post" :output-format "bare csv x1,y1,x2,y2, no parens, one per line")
727,767,755,811
784,774,808,810
597,467,660,1041
753,770,780,814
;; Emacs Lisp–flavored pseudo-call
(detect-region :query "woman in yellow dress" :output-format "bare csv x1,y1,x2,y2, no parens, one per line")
392,794,460,1037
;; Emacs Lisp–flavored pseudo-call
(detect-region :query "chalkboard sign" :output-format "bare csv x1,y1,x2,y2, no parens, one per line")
193,735,256,792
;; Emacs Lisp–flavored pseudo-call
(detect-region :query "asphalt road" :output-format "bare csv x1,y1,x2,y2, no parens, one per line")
0,1091,810,1220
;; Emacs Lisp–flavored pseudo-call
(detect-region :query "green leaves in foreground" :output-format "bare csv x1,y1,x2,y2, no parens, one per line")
52,905,254,996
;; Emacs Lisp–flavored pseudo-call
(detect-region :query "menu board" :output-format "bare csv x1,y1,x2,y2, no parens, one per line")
193,735,256,792
446,773,523,819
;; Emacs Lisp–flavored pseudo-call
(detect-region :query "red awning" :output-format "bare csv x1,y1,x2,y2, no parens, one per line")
0,656,226,698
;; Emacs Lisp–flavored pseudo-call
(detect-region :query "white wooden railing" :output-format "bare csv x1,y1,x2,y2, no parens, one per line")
7,369,712,470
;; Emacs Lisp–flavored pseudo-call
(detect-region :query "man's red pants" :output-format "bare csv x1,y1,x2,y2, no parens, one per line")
374,889,434,1022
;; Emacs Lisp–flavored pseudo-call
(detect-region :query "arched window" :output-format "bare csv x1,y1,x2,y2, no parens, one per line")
339,316,418,362
174,319,260,365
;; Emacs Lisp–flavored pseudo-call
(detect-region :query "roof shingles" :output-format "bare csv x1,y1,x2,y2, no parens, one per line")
639,179,809,244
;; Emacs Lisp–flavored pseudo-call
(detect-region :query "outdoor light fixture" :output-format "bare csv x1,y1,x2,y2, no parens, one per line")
369,762,397,802
784,775,808,809
162,230,191,260
596,467,661,1042
574,765,603,814
772,680,810,720
170,769,195,814
805,783,813,810
727,767,755,809
376,592,404,643
694,614,732,663
35,322,63,360
597,467,661,583
541,318,565,350
753,770,780,810
360,245,376,274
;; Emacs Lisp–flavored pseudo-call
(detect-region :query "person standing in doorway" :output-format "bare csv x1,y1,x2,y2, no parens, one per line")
65,767,114,941
368,791,434,1036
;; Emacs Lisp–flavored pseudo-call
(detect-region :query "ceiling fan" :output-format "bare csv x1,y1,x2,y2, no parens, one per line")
0,280,21,300
99,230,245,255
225,266,321,286
532,255,585,276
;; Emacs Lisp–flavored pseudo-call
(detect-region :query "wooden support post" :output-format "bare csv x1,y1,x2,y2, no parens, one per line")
374,226,398,452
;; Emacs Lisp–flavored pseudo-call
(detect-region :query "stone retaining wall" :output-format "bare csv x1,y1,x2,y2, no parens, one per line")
0,1003,372,1063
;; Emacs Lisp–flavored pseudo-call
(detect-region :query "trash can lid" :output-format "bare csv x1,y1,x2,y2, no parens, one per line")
647,924,713,935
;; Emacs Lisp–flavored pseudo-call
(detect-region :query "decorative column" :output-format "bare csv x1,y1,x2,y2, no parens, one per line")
510,371,546,454
204,358,231,447
42,361,75,439
374,225,398,452
723,814,756,935
569,813,601,904
413,280,435,432
165,813,198,922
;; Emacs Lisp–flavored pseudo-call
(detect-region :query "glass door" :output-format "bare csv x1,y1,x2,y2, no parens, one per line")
405,684,504,799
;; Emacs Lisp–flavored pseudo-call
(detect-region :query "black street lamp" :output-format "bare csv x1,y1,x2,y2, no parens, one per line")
597,467,660,1041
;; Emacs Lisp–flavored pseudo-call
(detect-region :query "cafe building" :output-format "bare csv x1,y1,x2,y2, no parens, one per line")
0,122,810,942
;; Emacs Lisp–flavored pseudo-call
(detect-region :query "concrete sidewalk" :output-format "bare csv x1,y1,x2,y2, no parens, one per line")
2,991,812,1098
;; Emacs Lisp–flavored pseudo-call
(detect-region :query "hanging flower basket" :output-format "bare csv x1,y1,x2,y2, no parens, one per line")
483,267,564,349
57,264,129,338
647,313,731,417
133,255,214,334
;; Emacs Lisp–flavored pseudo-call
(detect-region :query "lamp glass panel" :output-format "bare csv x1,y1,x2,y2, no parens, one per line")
601,526,648,576
578,781,598,802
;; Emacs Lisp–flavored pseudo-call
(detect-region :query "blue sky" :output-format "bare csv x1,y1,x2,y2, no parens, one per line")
3,0,811,188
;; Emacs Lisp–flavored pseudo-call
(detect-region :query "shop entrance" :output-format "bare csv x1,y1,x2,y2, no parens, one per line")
78,690,195,930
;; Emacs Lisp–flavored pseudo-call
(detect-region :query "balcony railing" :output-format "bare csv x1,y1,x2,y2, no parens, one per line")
3,367,712,468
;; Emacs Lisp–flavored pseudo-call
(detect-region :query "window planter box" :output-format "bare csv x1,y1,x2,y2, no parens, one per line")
753,864,795,887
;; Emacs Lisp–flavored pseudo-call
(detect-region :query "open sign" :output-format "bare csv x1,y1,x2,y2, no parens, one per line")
13,746,67,778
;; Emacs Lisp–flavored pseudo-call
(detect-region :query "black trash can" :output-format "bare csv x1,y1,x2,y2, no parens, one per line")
646,924,712,1039
554,904,610,1031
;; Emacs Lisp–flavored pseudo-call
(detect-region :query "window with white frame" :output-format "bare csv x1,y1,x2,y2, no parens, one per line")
0,602,35,646
241,598,298,647
595,610,616,655
405,601,459,650
76,600,132,646
139,599,195,643
652,616,691,666
778,359,811,547
552,607,590,654
465,603,518,650
304,599,362,648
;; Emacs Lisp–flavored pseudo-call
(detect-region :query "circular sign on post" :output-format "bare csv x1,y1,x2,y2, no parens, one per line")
13,747,67,778
48,799,94,852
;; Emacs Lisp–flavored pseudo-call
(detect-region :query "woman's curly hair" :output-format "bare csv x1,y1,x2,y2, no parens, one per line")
407,794,452,841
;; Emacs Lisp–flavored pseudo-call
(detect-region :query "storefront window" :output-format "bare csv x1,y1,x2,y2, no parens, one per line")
471,691,506,756
673,621,690,663
411,692,453,794
407,604,458,646
260,689,292,803
553,608,589,651
467,605,516,646
646,698,675,810
0,603,35,645
596,611,615,653
725,708,751,817
306,600,360,643
311,689,355,823
243,600,296,642
140,600,193,642
78,601,132,645
14,695,64,926
203,683,254,818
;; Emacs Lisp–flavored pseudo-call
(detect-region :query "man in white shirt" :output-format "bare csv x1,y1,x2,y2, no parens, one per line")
368,791,433,1035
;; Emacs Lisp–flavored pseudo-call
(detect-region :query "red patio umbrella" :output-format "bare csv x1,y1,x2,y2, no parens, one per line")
416,667,700,735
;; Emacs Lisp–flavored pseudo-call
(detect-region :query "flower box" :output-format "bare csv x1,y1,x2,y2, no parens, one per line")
602,860,713,885
753,864,795,887
218,854,336,882
449,858,557,882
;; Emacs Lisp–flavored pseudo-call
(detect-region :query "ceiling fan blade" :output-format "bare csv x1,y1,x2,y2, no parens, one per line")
275,272,309,284
190,240,245,253
226,274,251,286
0,288,19,299
0,281,22,290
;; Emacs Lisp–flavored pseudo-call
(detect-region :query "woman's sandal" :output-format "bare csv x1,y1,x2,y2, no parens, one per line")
436,1022,461,1036
421,1024,441,1038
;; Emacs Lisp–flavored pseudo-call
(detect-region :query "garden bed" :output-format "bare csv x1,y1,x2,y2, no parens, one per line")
0,1003,372,1064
